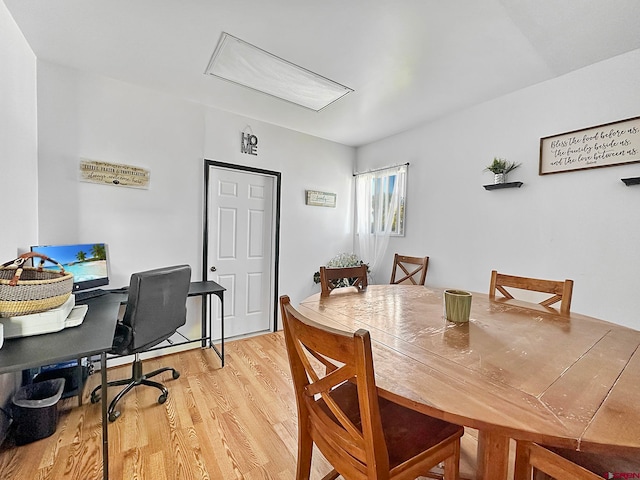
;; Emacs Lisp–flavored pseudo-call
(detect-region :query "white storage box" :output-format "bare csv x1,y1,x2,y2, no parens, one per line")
0,295,86,338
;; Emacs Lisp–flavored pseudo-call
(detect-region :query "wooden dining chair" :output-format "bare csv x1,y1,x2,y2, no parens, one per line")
515,441,640,480
280,295,464,480
514,442,603,480
489,270,574,315
390,254,429,285
319,264,368,296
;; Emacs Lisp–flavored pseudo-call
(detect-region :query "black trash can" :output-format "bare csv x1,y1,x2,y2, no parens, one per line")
12,378,65,445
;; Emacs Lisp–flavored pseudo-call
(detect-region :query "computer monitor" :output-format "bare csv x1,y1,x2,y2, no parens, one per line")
30,243,110,293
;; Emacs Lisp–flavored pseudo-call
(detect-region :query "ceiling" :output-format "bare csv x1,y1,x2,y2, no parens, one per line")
5,0,640,147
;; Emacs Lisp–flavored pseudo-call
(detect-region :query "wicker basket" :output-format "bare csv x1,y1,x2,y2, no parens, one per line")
0,253,73,318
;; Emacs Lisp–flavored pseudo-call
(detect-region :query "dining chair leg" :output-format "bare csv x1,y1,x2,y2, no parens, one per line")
513,440,531,480
296,417,313,480
444,441,461,479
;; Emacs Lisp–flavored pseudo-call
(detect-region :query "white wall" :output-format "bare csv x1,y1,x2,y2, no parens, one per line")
0,2,38,260
36,62,206,341
35,62,356,341
203,110,356,310
0,0,38,443
37,62,205,280
356,49,640,329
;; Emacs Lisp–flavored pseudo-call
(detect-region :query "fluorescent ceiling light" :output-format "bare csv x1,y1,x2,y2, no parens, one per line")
205,32,353,111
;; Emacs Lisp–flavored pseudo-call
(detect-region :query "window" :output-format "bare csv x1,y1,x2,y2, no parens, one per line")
356,164,407,237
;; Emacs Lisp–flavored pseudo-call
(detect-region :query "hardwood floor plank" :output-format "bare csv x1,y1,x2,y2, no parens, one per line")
0,332,481,479
191,411,240,479
147,450,169,480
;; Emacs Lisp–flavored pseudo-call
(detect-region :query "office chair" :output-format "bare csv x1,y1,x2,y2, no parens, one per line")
390,254,429,285
280,295,463,480
90,264,191,421
489,270,574,315
319,264,368,296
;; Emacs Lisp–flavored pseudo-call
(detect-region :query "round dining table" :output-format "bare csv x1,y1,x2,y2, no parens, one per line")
298,285,640,480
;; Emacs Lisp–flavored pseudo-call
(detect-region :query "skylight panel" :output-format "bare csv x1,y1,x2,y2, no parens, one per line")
205,32,353,111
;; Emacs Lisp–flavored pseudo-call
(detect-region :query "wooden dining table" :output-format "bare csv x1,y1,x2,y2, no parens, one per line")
298,285,640,480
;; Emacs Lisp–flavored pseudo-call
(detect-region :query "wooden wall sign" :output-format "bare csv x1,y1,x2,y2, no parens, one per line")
79,159,150,189
305,190,336,208
539,116,640,175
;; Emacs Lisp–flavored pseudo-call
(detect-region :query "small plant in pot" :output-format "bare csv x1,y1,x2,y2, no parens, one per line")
484,157,521,184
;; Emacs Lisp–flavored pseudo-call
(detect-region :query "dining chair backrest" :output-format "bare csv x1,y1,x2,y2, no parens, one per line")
390,254,429,285
515,441,640,480
319,264,368,296
280,294,390,478
514,442,603,480
489,270,574,315
279,295,463,480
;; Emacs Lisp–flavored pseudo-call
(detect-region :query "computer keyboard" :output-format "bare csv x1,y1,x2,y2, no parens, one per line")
108,286,129,294
74,288,109,302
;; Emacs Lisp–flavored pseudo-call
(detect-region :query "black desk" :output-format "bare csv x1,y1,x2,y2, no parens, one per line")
0,281,225,480
0,294,120,480
188,281,226,366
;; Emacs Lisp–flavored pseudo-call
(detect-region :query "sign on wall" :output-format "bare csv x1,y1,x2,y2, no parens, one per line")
79,159,150,189
305,190,336,208
539,116,640,175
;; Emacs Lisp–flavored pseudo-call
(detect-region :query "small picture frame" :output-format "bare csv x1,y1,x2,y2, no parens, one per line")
305,190,336,208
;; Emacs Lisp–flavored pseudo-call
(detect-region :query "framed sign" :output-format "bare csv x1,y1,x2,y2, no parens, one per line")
305,190,336,208
79,159,150,189
539,116,640,175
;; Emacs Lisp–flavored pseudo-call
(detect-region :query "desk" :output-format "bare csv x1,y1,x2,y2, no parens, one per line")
299,285,640,480
0,281,224,480
0,294,120,480
189,281,226,365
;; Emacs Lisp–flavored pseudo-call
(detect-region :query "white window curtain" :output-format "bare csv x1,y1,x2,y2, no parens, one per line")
355,164,406,283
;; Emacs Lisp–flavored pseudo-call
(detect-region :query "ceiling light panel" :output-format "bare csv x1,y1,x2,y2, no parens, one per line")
205,33,353,111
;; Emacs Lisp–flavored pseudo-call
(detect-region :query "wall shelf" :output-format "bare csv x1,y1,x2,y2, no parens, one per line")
483,181,523,191
621,177,640,186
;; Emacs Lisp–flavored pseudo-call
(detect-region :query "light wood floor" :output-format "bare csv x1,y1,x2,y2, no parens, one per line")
0,332,487,479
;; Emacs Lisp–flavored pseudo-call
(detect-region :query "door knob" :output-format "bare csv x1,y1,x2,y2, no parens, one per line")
210,266,217,272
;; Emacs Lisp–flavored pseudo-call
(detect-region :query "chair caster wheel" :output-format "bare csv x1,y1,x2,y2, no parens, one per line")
91,393,100,404
108,411,121,422
172,370,180,380
158,393,167,404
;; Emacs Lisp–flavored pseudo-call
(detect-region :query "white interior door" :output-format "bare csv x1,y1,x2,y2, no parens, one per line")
207,166,275,339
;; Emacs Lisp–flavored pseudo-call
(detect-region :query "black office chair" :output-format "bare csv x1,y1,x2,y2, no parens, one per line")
90,264,191,421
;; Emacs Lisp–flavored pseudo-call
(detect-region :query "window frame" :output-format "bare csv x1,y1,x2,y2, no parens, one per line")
356,164,407,238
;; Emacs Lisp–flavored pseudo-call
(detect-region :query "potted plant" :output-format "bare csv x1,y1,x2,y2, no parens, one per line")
484,157,521,184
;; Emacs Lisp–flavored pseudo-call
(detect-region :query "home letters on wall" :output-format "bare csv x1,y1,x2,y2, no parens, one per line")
539,116,640,175
241,132,258,155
